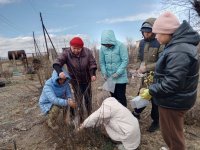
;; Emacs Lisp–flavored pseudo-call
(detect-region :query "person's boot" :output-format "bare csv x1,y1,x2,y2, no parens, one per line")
47,106,59,130
47,119,59,130
147,121,159,132
132,111,140,120
117,144,126,150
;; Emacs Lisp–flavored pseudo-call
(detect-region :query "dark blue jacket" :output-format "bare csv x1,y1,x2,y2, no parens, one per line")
149,21,200,110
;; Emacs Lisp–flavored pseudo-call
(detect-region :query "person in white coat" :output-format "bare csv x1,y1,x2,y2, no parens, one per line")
77,97,141,150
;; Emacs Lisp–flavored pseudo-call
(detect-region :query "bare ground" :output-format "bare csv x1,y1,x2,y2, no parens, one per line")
0,72,200,150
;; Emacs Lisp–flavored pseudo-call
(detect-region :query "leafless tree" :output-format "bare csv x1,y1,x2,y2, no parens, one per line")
191,0,200,17
161,0,200,30
126,37,137,64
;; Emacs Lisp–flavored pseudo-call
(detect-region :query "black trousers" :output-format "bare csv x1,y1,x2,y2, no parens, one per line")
110,83,127,107
70,82,92,123
134,98,159,123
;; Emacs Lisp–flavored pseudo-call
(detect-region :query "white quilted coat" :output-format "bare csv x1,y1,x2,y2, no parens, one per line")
82,97,141,150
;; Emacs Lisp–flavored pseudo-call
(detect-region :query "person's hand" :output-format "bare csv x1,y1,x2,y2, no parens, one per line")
91,76,96,82
139,88,146,95
103,74,107,80
130,69,137,77
76,124,84,132
137,65,146,74
68,99,77,108
59,72,66,79
112,73,118,78
68,98,72,101
139,89,152,100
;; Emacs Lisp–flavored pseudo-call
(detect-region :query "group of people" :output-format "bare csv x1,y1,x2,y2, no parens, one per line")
39,11,200,150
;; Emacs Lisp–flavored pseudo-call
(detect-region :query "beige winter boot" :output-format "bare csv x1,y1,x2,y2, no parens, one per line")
47,105,60,130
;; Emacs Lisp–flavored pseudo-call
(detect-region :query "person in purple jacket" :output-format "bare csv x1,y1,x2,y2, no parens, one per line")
53,37,97,123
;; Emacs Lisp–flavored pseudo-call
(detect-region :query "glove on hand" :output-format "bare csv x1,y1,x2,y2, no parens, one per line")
139,89,152,100
139,88,146,95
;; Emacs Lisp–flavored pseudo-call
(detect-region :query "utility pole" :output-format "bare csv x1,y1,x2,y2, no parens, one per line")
40,12,49,58
44,27,57,57
33,31,41,56
33,32,37,56
64,39,66,48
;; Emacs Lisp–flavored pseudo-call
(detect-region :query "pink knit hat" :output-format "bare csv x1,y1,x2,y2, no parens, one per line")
152,11,180,34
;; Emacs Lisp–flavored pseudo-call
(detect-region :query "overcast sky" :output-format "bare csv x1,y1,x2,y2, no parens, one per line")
0,0,186,57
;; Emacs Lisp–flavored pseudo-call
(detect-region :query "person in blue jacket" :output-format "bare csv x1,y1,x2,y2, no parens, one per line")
99,30,129,107
39,70,76,130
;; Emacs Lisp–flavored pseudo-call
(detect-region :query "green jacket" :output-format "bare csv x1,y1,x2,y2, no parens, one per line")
136,39,164,71
136,17,164,71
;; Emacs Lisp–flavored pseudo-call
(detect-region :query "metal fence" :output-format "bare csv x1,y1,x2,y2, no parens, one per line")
0,57,9,62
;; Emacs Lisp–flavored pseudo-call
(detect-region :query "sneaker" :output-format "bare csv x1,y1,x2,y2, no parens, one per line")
147,121,159,132
132,111,140,120
160,147,168,150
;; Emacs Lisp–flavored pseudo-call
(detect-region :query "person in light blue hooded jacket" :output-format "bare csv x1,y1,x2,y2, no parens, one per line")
39,70,76,130
99,30,129,107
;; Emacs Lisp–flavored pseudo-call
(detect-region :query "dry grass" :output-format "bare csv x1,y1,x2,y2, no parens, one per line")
1,44,199,149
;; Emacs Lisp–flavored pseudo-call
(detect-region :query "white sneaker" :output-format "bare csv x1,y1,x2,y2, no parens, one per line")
160,147,168,150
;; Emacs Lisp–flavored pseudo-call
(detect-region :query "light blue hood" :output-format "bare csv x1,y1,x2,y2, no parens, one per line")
101,30,117,45
51,69,71,87
39,69,72,114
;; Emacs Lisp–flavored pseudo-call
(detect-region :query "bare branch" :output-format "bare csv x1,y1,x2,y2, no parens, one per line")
161,0,200,30
191,0,200,16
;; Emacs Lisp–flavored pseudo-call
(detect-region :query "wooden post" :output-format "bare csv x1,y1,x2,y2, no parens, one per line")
32,53,35,59
0,62,2,74
12,53,17,68
40,12,49,59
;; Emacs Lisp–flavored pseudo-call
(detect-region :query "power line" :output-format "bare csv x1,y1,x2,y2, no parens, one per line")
27,0,39,15
0,14,23,34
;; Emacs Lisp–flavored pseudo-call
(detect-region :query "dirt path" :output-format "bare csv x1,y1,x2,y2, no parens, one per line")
0,77,50,150
0,74,200,150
